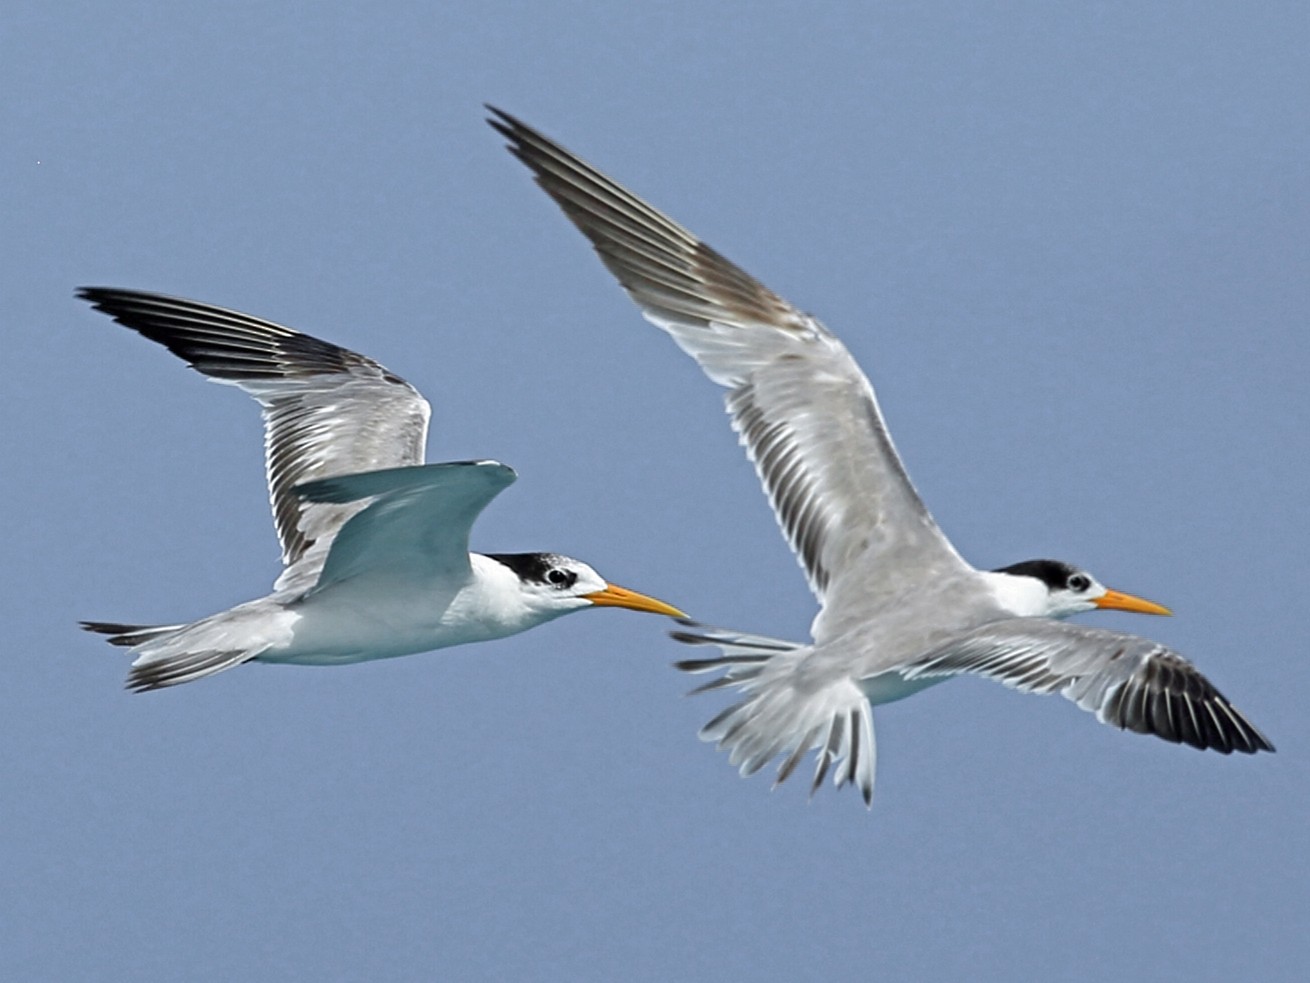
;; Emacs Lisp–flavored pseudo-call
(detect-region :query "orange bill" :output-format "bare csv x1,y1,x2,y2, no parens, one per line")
1094,588,1172,616
584,583,686,618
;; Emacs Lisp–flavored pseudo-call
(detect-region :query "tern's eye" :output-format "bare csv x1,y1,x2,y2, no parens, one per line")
546,568,576,589
1067,573,1091,592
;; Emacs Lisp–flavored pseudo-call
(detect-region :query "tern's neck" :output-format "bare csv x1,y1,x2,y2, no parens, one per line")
978,570,1051,618
460,554,569,636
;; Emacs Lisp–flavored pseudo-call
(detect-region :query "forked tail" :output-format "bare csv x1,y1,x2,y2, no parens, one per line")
80,608,273,692
80,621,185,648
671,622,877,806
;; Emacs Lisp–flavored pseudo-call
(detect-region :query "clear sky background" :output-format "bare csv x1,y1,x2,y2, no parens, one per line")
3,2,1307,980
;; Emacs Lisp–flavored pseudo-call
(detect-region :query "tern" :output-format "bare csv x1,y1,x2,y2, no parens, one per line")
490,108,1273,805
79,287,683,691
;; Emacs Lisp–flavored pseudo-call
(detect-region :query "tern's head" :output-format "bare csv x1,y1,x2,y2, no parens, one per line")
988,559,1172,620
483,552,685,620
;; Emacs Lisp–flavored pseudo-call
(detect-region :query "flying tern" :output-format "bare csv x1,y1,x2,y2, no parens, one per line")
490,108,1273,805
80,287,683,691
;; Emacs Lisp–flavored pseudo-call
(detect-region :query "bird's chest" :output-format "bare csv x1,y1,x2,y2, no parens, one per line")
284,571,519,661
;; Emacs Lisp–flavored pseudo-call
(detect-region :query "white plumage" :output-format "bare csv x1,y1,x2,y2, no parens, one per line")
80,288,683,690
492,108,1273,807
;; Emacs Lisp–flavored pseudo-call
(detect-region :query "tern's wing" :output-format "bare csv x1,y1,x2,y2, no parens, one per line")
490,109,971,641
904,618,1274,754
80,288,431,590
295,461,516,589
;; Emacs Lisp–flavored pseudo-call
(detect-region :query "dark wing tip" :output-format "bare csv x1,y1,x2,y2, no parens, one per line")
485,106,543,162
1110,655,1275,755
484,103,516,133
77,285,173,323
79,285,393,383
485,105,538,141
489,108,816,352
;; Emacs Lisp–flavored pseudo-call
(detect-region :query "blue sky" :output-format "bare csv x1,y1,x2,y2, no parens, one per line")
3,2,1307,980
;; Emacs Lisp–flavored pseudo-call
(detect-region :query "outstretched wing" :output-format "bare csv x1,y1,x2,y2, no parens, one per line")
489,109,970,641
904,619,1274,754
80,287,431,586
296,461,516,589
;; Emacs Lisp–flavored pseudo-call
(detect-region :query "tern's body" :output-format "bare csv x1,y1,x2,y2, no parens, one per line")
492,109,1273,806
230,554,553,668
259,552,612,666
80,288,681,690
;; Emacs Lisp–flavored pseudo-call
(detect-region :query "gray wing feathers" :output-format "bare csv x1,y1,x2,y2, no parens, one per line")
672,623,876,805
303,461,517,590
489,109,968,618
261,375,429,571
905,619,1274,754
726,351,964,615
489,111,805,337
78,288,431,577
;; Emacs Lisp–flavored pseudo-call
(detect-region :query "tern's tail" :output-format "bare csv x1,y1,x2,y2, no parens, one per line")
81,621,186,648
80,601,286,691
671,622,877,807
